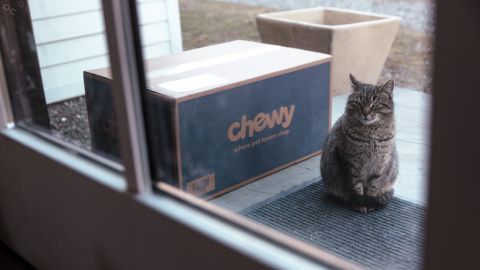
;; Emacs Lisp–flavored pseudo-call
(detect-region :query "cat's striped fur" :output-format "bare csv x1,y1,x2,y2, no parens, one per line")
321,74,398,213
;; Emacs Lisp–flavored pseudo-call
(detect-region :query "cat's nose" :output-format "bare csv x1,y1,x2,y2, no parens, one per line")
362,110,370,117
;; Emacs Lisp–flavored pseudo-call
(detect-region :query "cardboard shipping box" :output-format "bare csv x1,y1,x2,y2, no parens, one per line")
84,40,331,198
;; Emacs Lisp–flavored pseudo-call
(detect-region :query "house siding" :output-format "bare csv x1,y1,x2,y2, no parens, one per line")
30,0,182,103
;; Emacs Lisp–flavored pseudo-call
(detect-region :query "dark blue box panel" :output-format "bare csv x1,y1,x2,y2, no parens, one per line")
84,73,179,186
84,72,121,160
179,63,330,197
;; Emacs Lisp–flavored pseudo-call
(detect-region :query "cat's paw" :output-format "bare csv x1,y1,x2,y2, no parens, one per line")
353,205,368,213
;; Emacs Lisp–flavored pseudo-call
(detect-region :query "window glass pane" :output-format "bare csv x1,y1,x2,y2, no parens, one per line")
140,0,432,268
0,0,121,163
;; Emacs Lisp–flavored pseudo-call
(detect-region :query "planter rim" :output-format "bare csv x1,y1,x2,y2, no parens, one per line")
257,7,401,30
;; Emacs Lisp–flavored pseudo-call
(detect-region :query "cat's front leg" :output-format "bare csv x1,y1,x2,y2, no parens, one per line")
365,189,394,212
365,175,395,211
349,180,369,213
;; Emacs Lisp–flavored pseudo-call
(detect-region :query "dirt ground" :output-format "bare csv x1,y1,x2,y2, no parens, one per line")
180,0,433,92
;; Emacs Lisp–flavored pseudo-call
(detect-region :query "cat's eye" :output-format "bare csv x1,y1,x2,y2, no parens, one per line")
349,101,362,107
373,102,381,108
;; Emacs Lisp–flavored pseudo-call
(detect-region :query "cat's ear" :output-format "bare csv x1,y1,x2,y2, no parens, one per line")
349,74,361,90
379,79,395,99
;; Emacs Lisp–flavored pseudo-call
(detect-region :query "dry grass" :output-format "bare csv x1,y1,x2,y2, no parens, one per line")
380,27,433,92
180,0,433,92
180,0,270,50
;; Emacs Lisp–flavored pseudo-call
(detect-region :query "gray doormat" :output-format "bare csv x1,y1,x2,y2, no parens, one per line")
240,179,426,270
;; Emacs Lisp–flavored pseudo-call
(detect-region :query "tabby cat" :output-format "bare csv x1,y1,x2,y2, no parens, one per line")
320,74,398,213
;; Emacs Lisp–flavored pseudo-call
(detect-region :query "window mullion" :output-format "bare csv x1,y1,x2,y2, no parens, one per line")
0,51,13,129
101,0,151,193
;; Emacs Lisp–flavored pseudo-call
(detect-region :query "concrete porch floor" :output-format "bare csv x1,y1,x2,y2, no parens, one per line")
211,88,431,212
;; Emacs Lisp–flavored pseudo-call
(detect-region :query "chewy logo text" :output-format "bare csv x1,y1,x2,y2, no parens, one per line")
227,105,295,142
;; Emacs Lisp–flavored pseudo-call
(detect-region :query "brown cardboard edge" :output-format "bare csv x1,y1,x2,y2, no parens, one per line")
84,70,178,103
205,151,322,200
175,57,332,103
328,62,333,130
85,57,331,105
148,90,177,103
156,165,361,270
84,71,113,85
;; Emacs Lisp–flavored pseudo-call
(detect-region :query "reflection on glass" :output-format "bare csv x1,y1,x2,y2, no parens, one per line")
0,0,122,162
126,0,433,269
73,0,182,161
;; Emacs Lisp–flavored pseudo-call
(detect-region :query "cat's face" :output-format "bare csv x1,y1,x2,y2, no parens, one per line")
345,74,395,125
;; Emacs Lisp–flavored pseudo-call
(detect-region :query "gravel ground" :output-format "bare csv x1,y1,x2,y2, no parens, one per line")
48,0,434,149
48,96,91,149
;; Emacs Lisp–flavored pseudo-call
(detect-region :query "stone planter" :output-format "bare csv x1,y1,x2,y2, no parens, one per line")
257,7,400,96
